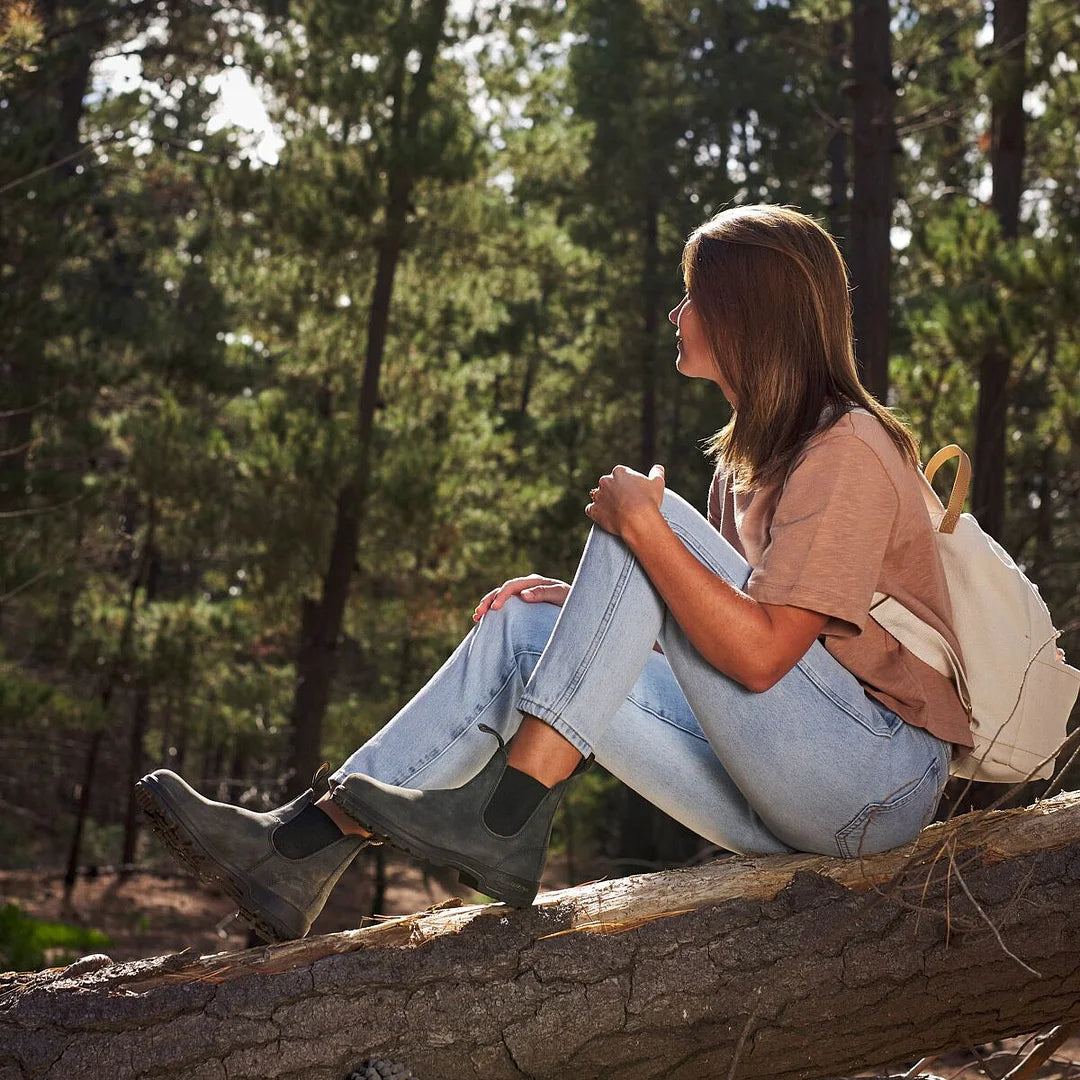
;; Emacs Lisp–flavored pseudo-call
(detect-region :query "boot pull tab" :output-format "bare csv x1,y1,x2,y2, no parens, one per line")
476,723,507,754
310,761,331,795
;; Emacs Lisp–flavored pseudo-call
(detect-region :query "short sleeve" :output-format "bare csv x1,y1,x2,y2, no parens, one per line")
745,435,899,636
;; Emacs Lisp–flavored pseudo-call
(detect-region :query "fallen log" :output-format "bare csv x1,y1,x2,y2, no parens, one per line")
2,791,1080,1080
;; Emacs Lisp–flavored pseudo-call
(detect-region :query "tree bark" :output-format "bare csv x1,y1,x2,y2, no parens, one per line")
9,791,1080,1080
848,0,895,403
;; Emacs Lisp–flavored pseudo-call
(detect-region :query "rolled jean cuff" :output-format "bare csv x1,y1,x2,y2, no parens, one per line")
516,696,595,758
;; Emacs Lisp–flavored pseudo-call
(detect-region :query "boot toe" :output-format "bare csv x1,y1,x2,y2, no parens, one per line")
136,769,365,944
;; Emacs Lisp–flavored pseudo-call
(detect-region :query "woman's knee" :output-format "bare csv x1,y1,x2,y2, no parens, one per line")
475,594,560,658
659,486,697,521
656,486,751,589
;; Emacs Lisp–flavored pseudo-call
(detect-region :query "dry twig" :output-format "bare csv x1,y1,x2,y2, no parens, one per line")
947,847,1041,979
1003,1022,1079,1080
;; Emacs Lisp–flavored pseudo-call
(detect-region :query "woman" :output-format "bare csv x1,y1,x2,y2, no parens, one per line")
136,204,972,944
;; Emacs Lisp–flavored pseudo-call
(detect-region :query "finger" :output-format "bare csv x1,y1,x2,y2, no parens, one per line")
649,463,665,482
490,581,525,610
473,587,500,618
522,585,564,605
481,575,543,617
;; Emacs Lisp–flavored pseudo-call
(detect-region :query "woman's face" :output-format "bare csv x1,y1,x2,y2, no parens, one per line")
668,294,736,404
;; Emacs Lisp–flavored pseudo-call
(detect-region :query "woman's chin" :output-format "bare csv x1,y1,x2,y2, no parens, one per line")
674,354,710,382
675,352,695,376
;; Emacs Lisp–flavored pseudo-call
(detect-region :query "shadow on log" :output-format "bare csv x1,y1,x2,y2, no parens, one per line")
2,792,1080,1080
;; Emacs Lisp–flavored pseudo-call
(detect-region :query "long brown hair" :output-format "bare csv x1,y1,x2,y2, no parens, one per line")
682,204,919,491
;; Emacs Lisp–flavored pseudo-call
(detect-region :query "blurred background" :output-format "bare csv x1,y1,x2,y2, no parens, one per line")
1,0,1077,967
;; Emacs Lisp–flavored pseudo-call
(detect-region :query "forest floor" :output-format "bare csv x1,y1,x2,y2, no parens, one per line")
1,853,1078,1080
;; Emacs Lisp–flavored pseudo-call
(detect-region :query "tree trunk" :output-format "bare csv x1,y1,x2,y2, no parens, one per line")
826,19,849,249
848,0,895,403
172,716,188,777
971,0,1029,542
639,187,660,468
13,791,1080,1080
286,0,450,796
62,506,151,894
937,6,963,200
121,528,160,870
61,731,103,896
119,683,152,870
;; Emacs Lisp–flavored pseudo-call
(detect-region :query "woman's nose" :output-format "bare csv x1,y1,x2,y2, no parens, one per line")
667,305,679,325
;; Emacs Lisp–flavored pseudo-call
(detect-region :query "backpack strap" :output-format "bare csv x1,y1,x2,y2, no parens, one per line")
866,442,975,713
870,593,973,713
924,444,971,535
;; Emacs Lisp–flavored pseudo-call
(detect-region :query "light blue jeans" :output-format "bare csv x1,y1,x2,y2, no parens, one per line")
331,487,951,858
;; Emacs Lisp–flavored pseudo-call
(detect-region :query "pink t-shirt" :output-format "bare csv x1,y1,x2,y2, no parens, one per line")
708,408,974,751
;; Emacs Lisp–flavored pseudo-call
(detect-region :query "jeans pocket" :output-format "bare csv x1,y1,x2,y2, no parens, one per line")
834,752,945,858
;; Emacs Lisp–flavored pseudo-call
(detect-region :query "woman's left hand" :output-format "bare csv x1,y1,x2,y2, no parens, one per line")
586,464,666,538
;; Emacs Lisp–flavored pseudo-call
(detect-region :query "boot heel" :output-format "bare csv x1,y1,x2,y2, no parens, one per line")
240,881,308,942
335,785,538,906
469,867,538,907
456,867,535,906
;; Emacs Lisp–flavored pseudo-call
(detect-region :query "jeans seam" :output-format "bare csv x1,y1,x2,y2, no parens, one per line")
540,546,637,721
626,693,710,743
796,657,896,735
666,522,741,585
937,735,952,774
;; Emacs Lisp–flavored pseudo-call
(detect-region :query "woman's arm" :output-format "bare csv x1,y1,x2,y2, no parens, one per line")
623,506,826,692
587,464,826,693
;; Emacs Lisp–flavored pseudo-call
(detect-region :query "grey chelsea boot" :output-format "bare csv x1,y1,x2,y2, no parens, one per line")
329,723,592,907
135,764,376,943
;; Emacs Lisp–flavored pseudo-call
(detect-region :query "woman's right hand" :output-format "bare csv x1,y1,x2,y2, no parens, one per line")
473,575,570,622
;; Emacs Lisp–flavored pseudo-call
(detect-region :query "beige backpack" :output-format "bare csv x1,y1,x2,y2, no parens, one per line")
869,444,1080,783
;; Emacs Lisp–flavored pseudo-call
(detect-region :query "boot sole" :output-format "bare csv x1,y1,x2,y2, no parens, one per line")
134,775,306,945
330,784,538,907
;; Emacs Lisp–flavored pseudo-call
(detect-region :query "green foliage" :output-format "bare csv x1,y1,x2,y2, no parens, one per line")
0,903,112,973
0,662,106,733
